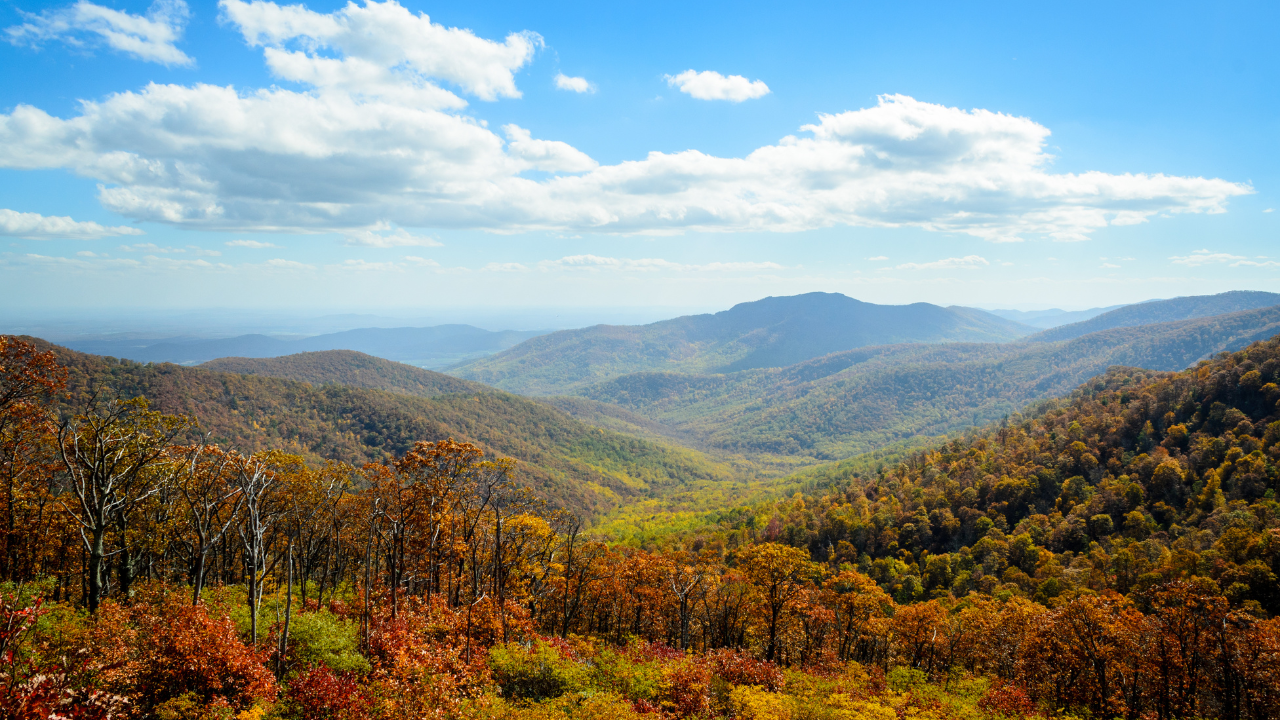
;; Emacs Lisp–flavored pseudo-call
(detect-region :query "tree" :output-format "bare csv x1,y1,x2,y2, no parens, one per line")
736,542,821,661
57,396,191,613
176,444,244,605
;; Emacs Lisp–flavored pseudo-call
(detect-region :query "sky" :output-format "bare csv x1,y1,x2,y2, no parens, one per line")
1,0,1277,323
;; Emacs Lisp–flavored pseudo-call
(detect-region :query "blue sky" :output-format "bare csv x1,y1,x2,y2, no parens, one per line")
1,0,1277,317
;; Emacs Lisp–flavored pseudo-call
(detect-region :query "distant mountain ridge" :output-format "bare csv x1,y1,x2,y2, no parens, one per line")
1027,290,1280,342
986,304,1128,328
201,351,488,396
451,293,1035,394
568,303,1280,463
63,324,549,368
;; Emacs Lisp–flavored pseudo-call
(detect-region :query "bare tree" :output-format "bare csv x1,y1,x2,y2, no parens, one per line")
235,453,283,644
57,396,191,613
177,443,244,605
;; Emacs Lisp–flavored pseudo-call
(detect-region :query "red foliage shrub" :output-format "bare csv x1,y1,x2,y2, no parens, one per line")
0,594,129,720
284,665,373,720
979,682,1041,716
658,658,713,717
701,648,784,691
123,593,277,714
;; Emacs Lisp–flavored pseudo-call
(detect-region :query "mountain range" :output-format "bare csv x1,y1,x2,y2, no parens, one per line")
62,324,549,368
450,293,1036,394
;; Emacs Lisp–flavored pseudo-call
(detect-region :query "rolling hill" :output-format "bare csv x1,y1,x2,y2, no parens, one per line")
567,304,1280,464
451,293,1034,394
20,338,743,519
1027,290,1280,342
201,350,488,397
63,324,549,368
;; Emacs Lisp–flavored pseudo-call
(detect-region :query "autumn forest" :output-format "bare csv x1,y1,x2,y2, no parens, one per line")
3,294,1280,720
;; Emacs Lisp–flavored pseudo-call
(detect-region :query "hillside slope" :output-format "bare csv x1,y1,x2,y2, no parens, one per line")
452,293,1033,394
638,333,1280,617
1028,290,1280,342
201,350,488,396
21,338,740,519
572,305,1280,463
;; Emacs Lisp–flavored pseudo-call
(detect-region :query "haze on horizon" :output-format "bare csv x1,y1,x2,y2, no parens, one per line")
1,0,1277,314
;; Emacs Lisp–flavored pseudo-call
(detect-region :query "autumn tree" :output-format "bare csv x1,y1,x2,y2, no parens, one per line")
57,396,192,613
736,542,821,661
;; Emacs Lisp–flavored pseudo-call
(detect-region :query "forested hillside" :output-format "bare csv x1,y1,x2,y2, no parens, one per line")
628,333,1280,620
570,304,1280,463
23,338,739,518
1029,290,1280,343
452,293,1033,394
202,350,488,397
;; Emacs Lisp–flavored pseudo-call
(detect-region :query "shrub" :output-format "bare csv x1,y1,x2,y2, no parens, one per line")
126,593,277,714
489,640,587,701
283,611,370,674
280,665,373,720
730,684,794,720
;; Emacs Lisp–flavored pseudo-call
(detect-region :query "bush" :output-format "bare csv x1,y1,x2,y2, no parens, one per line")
283,611,370,674
280,665,373,720
124,593,277,714
489,640,587,701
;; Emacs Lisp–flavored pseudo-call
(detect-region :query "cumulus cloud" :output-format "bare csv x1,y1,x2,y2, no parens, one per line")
1169,250,1247,266
343,226,443,248
226,239,279,248
664,70,770,102
5,0,192,66
0,0,1252,245
895,255,990,270
554,73,593,93
0,208,142,239
221,0,540,103
504,125,598,173
1234,260,1280,268
867,255,888,261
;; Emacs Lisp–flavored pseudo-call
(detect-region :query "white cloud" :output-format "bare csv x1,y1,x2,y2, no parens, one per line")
6,0,193,66
261,258,314,270
895,255,990,270
504,125,598,173
220,0,540,102
0,6,1253,244
664,70,770,102
1264,208,1274,213
1101,263,1120,268
1169,250,1247,266
0,208,142,239
343,226,443,248
481,262,529,272
1231,259,1280,268
866,255,888,261
336,258,403,272
226,239,279,248
403,255,439,266
554,73,593,93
